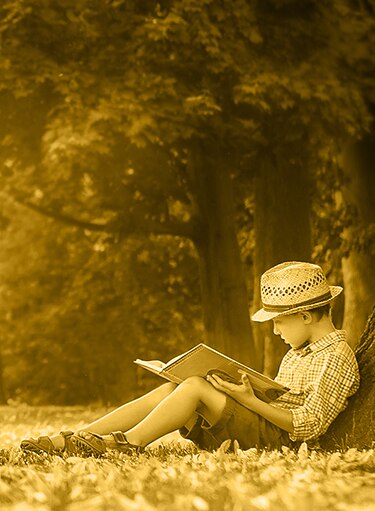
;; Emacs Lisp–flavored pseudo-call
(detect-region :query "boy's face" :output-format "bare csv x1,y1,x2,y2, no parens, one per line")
272,313,310,349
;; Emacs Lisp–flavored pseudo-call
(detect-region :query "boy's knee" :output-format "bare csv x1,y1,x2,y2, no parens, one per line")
180,376,208,391
146,382,177,409
159,382,178,396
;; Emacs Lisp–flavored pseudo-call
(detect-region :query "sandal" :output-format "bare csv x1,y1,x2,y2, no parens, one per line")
70,431,144,457
20,430,76,455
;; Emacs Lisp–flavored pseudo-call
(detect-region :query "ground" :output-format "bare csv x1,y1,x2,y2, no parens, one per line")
0,406,374,511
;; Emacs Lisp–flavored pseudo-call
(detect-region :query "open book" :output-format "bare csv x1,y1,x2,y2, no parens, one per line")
134,343,289,403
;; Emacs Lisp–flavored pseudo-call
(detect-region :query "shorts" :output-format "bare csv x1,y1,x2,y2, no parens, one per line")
179,395,291,451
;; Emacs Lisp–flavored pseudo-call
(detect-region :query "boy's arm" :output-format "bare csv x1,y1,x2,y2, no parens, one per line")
242,396,294,433
207,373,294,434
287,350,359,441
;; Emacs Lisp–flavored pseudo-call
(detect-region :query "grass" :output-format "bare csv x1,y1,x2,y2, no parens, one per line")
0,406,374,511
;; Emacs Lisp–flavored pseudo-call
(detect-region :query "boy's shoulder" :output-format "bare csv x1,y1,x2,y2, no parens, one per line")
312,331,356,359
283,330,356,361
306,331,359,374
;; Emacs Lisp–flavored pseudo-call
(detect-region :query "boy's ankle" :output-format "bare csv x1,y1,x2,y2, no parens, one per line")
50,435,65,450
121,432,143,448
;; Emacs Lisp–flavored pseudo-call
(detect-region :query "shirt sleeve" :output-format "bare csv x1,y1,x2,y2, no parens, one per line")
290,351,359,442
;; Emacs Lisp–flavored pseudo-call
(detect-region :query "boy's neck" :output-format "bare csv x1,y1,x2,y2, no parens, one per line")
308,316,336,344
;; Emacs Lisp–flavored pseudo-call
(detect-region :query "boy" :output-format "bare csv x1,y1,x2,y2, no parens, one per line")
21,261,360,455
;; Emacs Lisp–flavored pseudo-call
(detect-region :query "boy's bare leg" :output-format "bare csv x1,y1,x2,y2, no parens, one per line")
100,376,227,448
50,382,177,449
79,382,177,434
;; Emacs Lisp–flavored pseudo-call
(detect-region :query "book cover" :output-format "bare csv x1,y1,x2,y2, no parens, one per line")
135,343,289,403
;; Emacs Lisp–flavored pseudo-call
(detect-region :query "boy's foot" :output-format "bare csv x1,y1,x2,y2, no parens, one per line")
71,431,144,457
20,431,76,455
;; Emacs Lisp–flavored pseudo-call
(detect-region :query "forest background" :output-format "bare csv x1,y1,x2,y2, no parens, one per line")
0,0,374,407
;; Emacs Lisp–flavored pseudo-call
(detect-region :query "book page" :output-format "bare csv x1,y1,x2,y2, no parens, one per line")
164,348,194,368
135,348,191,372
134,359,166,373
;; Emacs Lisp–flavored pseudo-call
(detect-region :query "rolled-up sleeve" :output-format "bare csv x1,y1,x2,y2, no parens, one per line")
290,352,359,441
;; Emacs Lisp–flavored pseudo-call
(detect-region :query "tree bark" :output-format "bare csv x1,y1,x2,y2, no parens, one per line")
341,133,375,347
190,140,255,366
252,146,313,375
0,349,7,404
320,306,375,450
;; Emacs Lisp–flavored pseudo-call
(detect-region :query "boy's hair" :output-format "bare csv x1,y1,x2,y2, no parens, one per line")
308,304,332,321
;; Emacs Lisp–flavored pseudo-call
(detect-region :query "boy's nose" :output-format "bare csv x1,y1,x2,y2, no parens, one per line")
273,323,280,336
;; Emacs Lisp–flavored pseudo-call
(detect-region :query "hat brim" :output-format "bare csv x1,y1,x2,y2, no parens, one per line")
251,286,343,323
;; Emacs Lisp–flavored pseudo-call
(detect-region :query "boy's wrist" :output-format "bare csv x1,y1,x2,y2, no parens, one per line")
238,394,261,410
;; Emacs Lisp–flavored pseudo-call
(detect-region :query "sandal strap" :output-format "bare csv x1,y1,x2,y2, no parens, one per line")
21,431,75,455
59,430,77,454
37,436,55,452
21,435,55,453
111,431,128,445
110,431,144,453
60,430,74,438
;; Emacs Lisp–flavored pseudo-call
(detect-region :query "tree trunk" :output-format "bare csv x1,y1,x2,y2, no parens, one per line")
320,306,375,450
0,349,7,404
190,140,255,366
341,133,375,347
252,147,313,375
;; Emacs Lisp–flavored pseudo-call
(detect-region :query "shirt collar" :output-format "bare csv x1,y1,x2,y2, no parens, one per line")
294,330,346,357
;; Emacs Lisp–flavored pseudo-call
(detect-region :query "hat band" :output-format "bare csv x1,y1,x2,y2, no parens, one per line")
262,291,332,312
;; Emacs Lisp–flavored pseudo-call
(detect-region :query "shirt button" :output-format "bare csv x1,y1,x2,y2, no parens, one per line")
302,347,312,356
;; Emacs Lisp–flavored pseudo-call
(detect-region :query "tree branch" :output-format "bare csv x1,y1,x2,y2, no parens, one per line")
133,215,196,240
14,196,196,240
15,197,121,233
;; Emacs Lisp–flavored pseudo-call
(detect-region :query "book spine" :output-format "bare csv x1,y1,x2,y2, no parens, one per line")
160,371,183,384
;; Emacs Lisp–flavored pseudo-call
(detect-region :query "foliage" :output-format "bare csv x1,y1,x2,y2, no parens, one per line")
311,150,375,285
0,406,375,511
1,0,373,237
0,0,374,401
0,199,202,405
311,162,351,273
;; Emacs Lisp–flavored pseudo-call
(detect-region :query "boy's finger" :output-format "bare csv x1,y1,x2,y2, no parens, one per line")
210,373,225,384
210,374,234,389
207,374,224,387
238,369,249,377
240,373,251,385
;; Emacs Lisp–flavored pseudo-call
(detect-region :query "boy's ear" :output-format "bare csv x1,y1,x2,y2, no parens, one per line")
300,311,313,324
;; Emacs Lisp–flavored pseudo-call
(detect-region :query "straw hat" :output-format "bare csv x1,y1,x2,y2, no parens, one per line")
251,261,343,322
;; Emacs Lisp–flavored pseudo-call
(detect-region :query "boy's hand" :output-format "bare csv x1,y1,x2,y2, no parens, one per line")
206,370,257,406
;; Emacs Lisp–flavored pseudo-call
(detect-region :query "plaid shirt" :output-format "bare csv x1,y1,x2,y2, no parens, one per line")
272,330,360,442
